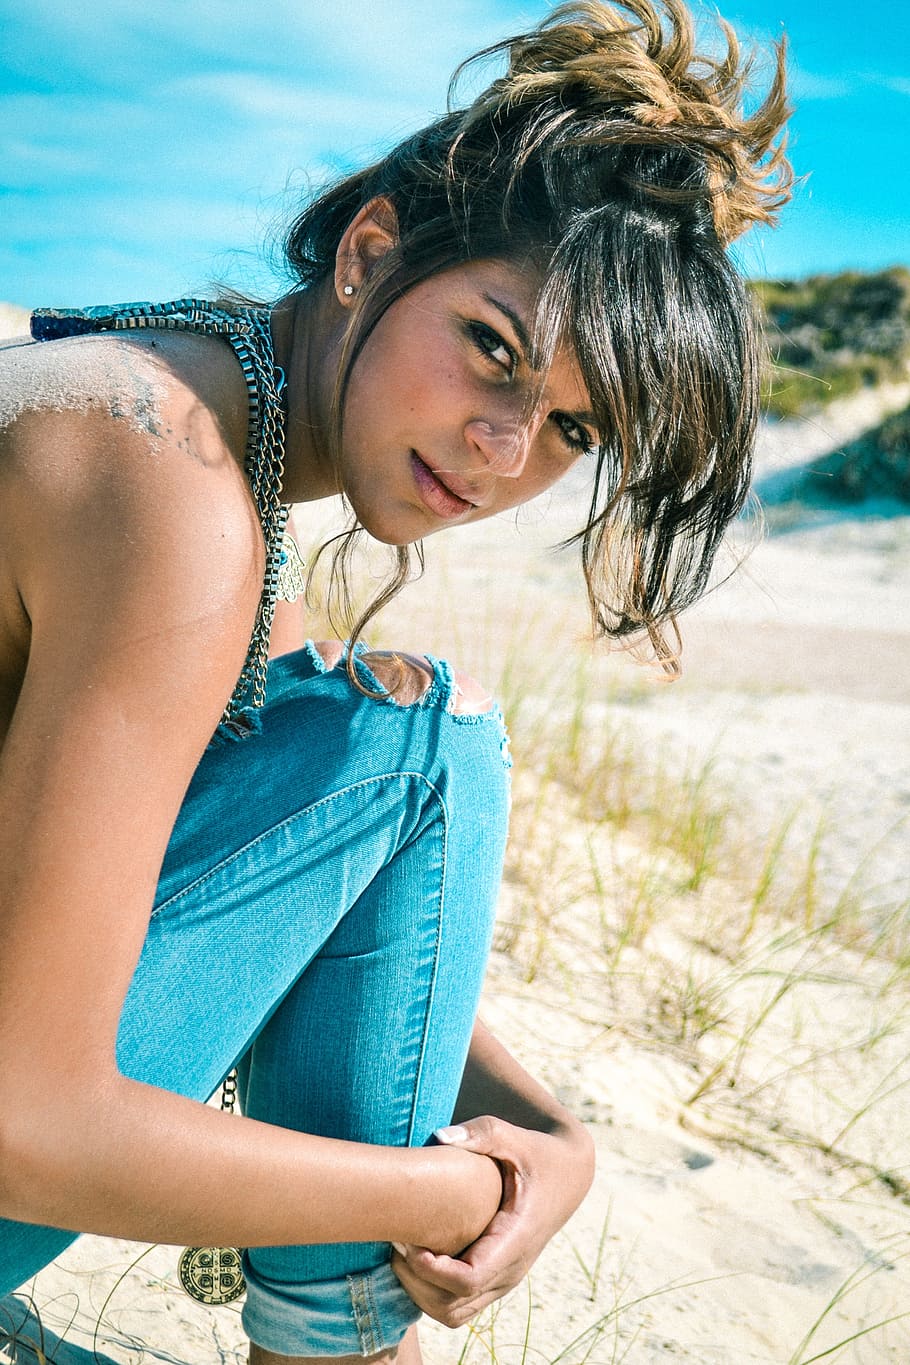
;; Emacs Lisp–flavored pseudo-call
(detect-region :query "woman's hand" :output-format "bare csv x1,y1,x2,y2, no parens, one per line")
390,1113,595,1329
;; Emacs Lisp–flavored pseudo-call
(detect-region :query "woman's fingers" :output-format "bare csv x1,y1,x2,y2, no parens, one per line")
435,1115,515,1157
391,1210,529,1325
434,1116,523,1209
396,1248,478,1294
390,1246,511,1329
391,1116,586,1328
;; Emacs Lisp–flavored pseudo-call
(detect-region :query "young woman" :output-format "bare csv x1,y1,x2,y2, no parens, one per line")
0,1,790,1360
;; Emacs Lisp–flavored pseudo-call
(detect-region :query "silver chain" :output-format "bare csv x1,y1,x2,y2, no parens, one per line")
218,306,290,717
220,1069,239,1114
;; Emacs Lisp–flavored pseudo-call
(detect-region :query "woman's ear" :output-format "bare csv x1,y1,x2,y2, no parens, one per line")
334,196,399,307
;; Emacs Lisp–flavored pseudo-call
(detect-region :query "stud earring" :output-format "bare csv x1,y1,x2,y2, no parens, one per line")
343,284,355,297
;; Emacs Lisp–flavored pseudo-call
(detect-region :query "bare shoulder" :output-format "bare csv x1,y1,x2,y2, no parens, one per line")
0,328,257,584
0,329,264,738
0,326,249,480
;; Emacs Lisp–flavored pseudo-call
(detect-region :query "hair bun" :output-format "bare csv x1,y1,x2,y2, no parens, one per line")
455,0,792,244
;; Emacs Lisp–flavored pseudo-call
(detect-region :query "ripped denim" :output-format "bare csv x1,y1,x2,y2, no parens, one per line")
0,641,511,1357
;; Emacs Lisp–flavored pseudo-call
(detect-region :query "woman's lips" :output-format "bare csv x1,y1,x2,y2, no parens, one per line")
409,452,475,519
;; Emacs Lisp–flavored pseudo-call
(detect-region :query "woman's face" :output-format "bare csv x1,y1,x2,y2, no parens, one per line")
336,259,599,546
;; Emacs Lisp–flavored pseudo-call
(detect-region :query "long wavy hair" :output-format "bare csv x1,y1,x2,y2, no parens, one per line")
285,0,792,670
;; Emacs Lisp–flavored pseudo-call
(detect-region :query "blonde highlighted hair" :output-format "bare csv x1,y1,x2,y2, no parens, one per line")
461,0,790,245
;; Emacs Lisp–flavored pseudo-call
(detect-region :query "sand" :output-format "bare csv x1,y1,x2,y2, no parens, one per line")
1,330,908,1362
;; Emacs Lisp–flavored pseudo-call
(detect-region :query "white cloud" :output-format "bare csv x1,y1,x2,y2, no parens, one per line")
788,67,855,100
880,76,910,97
0,137,96,182
1,0,531,100
172,72,423,134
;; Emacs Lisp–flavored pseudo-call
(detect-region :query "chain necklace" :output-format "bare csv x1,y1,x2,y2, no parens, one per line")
214,301,292,720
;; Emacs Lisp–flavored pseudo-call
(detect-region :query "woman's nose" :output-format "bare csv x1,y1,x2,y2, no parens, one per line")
464,417,533,477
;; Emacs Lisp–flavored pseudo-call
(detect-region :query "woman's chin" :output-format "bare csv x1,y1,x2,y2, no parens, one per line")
352,505,433,548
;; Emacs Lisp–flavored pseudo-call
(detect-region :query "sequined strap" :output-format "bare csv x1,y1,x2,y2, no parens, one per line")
30,299,250,341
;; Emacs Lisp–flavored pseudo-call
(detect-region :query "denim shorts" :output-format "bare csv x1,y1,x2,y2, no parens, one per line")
0,641,511,1357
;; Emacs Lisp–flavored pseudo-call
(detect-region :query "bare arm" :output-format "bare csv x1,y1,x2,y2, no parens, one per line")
0,402,499,1255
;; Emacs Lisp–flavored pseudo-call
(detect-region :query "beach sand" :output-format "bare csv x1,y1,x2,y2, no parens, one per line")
2,355,908,1362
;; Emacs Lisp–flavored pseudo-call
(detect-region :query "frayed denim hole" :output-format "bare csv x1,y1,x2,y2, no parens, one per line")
345,642,444,711
303,638,332,674
498,707,514,770
426,655,456,713
305,638,390,697
207,707,264,749
449,702,513,770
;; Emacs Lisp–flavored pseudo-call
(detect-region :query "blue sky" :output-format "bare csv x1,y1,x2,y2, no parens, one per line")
1,0,908,308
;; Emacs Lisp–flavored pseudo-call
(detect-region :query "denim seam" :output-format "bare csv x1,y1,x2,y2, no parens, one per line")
401,817,446,1148
150,772,446,921
347,1272,383,1353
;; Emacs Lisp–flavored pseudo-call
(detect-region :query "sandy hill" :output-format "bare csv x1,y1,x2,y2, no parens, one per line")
0,303,30,340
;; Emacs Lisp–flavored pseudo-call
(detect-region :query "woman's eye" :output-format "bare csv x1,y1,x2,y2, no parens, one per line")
469,322,515,376
552,412,597,456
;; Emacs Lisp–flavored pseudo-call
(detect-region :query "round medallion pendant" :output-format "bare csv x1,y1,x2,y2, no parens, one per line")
178,1246,246,1305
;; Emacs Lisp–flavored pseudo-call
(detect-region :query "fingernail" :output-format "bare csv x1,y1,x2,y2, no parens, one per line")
433,1124,469,1143
391,1242,408,1256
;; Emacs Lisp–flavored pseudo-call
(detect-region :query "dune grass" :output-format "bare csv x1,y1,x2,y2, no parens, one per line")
499,636,909,1073
418,610,910,1362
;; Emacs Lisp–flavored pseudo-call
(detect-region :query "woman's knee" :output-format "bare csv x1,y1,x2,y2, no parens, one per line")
311,642,493,715
312,641,431,704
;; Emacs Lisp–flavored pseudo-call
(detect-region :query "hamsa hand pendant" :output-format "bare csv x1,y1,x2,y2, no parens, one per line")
277,531,305,603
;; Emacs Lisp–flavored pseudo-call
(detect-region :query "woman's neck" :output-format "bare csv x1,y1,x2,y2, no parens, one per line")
269,286,343,504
